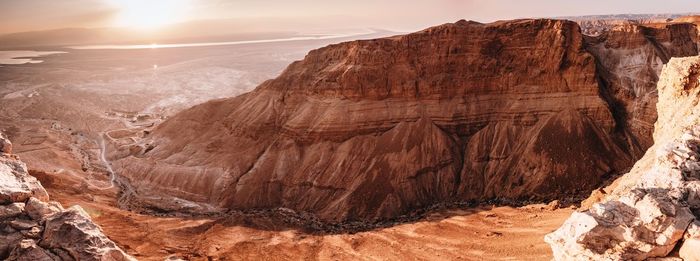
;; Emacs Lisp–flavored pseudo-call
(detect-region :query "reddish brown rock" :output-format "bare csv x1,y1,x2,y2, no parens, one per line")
113,19,698,223
586,22,699,157
7,239,55,261
24,197,62,221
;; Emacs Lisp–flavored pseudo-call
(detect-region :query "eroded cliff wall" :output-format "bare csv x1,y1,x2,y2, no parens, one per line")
113,19,699,223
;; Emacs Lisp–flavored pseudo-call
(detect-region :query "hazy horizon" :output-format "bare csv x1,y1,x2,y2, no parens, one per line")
2,0,700,36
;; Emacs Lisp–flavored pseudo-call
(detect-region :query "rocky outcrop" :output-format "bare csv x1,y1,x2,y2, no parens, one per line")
0,134,134,260
0,152,48,205
546,56,700,260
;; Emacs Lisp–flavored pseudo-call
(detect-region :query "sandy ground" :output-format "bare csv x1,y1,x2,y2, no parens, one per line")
194,206,572,261
32,165,571,261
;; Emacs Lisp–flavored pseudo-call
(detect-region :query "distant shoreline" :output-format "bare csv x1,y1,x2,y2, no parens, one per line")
0,50,66,65
68,32,373,50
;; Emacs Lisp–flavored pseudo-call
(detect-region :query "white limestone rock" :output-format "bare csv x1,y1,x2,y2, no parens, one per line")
0,132,11,154
0,156,49,204
546,56,700,260
40,206,136,261
680,221,700,261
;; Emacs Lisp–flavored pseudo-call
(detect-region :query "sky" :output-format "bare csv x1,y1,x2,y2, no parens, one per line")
1,0,700,34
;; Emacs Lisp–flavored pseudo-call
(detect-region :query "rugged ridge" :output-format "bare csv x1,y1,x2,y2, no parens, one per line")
546,56,700,260
112,19,698,223
0,133,134,260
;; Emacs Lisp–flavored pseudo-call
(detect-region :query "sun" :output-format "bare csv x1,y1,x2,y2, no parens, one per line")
108,0,191,29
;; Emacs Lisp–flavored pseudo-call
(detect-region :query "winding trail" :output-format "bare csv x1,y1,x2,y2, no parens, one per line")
97,134,116,190
98,132,138,208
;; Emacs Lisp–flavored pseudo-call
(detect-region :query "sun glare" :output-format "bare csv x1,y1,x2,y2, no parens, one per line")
109,0,191,29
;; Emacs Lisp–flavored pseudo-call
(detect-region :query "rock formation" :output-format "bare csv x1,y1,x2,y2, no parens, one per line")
546,56,700,260
586,22,699,157
0,134,134,260
111,19,699,223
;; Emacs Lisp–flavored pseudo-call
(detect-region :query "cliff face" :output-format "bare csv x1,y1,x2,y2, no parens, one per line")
113,19,698,223
586,22,699,157
0,133,134,260
546,56,700,261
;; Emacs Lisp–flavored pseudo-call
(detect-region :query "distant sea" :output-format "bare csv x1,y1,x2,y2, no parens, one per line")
0,51,66,65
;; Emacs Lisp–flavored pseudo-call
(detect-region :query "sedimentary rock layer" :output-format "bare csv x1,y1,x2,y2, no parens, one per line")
113,19,698,222
587,22,699,155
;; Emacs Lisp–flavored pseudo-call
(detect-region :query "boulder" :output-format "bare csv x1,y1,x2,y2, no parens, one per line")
0,156,49,204
8,219,39,231
25,197,62,221
0,233,24,258
7,239,56,261
0,203,25,219
19,226,42,239
41,206,135,261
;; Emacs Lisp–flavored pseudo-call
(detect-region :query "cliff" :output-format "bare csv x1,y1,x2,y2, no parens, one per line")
111,19,698,223
546,56,700,260
586,22,699,157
